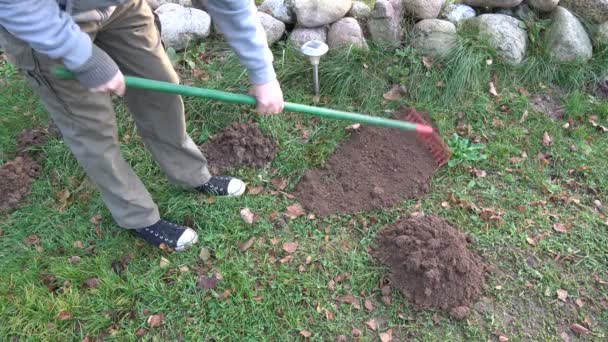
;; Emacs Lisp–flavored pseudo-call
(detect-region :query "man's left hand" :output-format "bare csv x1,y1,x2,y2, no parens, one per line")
250,79,284,115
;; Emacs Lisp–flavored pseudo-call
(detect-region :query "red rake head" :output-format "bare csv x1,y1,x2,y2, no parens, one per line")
405,111,451,167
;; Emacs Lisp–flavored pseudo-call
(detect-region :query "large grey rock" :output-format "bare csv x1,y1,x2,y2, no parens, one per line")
293,0,353,27
560,0,608,23
289,26,328,49
496,3,534,21
258,0,296,24
476,14,528,64
155,3,211,51
546,7,593,62
368,0,402,47
258,12,286,45
403,0,445,19
463,0,523,8
347,1,372,19
147,0,192,9
442,4,477,24
328,17,368,50
528,0,560,12
412,19,457,58
597,22,608,45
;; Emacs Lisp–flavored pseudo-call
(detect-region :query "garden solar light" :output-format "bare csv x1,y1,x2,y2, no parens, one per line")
300,40,329,98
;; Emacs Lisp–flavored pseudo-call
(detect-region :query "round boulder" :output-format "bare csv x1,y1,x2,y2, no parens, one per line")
560,0,608,24
328,17,368,50
597,22,608,46
546,7,593,62
368,0,402,47
347,1,372,19
412,19,457,58
476,14,528,64
463,0,523,8
155,3,211,51
442,4,477,24
289,26,328,49
293,0,353,27
403,0,445,19
258,0,296,24
528,0,560,12
258,12,287,45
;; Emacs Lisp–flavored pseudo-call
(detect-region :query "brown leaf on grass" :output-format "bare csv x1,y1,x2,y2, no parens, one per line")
589,115,608,132
526,233,547,246
68,256,81,264
240,208,256,225
83,278,101,289
575,298,584,308
557,289,568,302
328,279,336,291
436,81,446,88
345,123,362,132
159,257,170,269
271,178,288,191
25,235,41,246
364,299,376,312
480,208,503,222
57,310,72,321
380,329,393,342
333,273,350,283
147,314,165,328
570,323,591,335
520,110,529,123
197,275,219,290
365,318,378,331
543,132,553,146
73,240,84,249
553,223,569,234
279,255,293,263
282,242,298,253
239,237,256,252
383,84,407,101
299,330,312,337
0,228,4,237
215,289,232,299
325,310,335,321
135,328,147,337
199,247,211,261
285,204,305,219
207,196,217,204
338,294,357,304
489,81,499,97
305,255,312,264
422,56,434,69
352,328,362,337
498,336,509,342
248,186,264,195
472,169,487,178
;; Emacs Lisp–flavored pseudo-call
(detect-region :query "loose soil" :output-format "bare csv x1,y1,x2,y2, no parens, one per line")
372,215,486,318
16,128,50,155
295,110,439,217
199,122,278,174
531,94,565,120
0,155,42,212
595,77,608,99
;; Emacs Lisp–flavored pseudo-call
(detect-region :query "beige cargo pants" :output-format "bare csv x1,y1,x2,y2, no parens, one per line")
0,0,211,229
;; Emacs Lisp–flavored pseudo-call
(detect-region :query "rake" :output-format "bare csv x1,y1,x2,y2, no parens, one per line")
53,67,450,166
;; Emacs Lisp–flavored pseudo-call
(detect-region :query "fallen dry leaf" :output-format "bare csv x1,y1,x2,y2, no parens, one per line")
271,178,288,191
285,204,306,219
135,328,147,337
305,255,312,264
489,81,499,97
557,289,568,302
365,299,376,312
68,256,81,264
352,328,362,337
147,314,165,328
328,279,336,291
215,289,232,299
365,318,378,331
422,56,434,69
589,116,608,132
520,110,529,123
570,323,591,335
380,329,393,342
57,310,72,321
239,237,256,252
197,275,219,290
73,241,84,249
526,233,547,246
282,242,298,253
383,84,407,101
248,186,264,195
82,278,101,289
159,257,170,269
498,336,509,342
338,294,357,304
25,235,41,246
436,81,446,87
575,298,584,308
179,266,190,273
240,208,256,225
299,330,312,338
279,255,293,263
325,310,335,321
199,247,211,261
543,132,553,146
553,223,569,234
345,123,361,132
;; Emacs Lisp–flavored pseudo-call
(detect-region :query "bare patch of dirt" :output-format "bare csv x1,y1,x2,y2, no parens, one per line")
199,122,278,174
0,155,42,212
372,215,486,318
595,76,608,99
531,94,565,120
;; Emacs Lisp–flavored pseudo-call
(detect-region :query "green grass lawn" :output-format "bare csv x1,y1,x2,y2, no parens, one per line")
1,23,608,341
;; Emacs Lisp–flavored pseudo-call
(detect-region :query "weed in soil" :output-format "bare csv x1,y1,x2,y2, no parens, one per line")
372,215,486,318
199,122,278,174
295,110,439,217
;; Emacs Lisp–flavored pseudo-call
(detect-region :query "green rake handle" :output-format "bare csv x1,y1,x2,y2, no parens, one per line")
52,67,433,134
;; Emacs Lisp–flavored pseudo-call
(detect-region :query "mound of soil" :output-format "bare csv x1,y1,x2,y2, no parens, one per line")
531,94,565,120
295,110,439,217
0,156,42,212
16,128,49,155
372,215,485,317
199,122,278,174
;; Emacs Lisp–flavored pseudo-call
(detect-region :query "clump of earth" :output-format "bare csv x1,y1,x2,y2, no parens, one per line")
199,122,278,174
372,215,486,319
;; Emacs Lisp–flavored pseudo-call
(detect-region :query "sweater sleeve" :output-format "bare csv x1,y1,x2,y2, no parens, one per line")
205,0,277,85
0,0,118,88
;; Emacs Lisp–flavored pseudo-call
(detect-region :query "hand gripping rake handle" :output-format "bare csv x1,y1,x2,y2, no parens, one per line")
53,66,434,134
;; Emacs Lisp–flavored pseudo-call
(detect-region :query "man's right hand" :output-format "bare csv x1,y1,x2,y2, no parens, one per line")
90,71,126,97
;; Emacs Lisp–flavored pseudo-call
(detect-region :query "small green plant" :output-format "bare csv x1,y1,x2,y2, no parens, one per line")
447,133,488,167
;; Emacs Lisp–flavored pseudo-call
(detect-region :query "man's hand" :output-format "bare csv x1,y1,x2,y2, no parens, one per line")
91,71,126,97
250,79,284,115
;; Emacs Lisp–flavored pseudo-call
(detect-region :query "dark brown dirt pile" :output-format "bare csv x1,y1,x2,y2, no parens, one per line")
372,215,485,317
0,155,42,212
199,122,279,174
16,128,50,155
295,110,439,217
